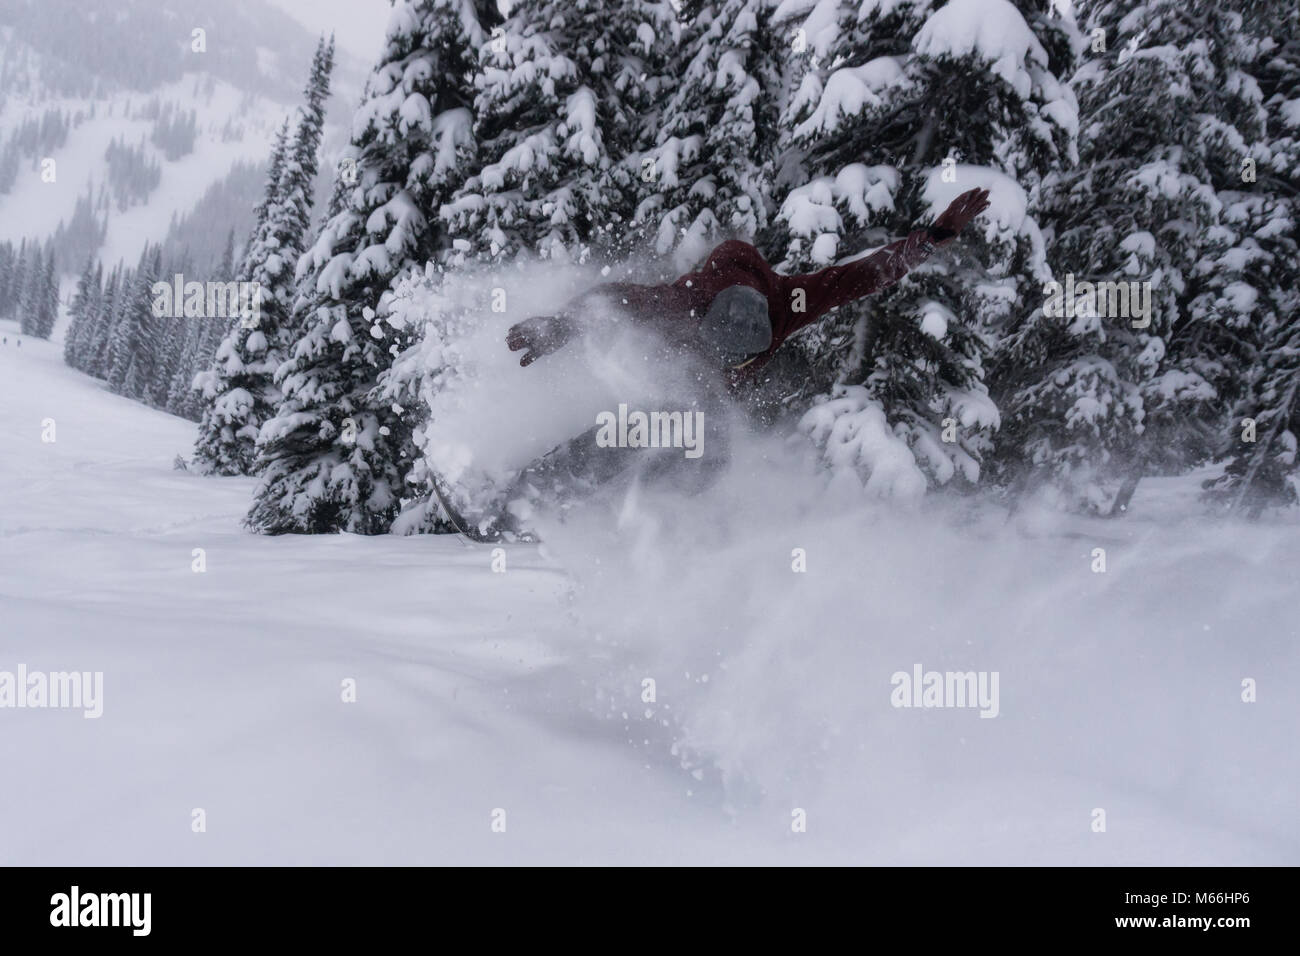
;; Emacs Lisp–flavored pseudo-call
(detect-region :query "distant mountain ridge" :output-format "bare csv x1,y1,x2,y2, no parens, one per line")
0,0,362,276
0,0,365,101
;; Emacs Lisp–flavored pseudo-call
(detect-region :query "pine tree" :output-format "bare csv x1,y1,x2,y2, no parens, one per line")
127,248,164,401
776,0,1077,496
152,304,190,408
150,246,198,409
28,245,59,339
89,264,124,378
635,0,777,268
449,0,677,262
218,228,236,279
64,255,97,367
17,240,30,321
186,230,239,416
189,124,286,452
0,239,24,321
24,246,43,337
1212,311,1300,514
278,36,336,281
0,242,13,314
320,146,356,222
1203,1,1300,513
106,268,137,392
192,36,336,474
1003,0,1283,514
164,316,205,417
251,118,292,245
1154,5,1280,473
177,232,239,417
17,240,41,335
73,261,106,371
108,246,161,398
249,2,495,534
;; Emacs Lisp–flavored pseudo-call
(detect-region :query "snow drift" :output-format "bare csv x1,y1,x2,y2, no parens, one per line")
3,322,1297,863
380,267,1300,862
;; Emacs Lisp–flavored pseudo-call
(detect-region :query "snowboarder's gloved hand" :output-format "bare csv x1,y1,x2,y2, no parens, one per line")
506,313,579,367
928,187,991,247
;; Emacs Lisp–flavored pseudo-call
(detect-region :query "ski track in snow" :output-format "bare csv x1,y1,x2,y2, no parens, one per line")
1,319,1297,865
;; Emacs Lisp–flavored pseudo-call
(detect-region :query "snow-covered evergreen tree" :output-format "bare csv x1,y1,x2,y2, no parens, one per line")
165,239,226,418
446,0,677,262
251,119,293,240
19,242,36,325
373,261,464,534
277,36,336,271
107,246,161,399
18,244,57,339
189,123,288,462
29,245,59,339
163,316,203,415
1212,306,1300,514
1,239,27,322
18,243,50,337
0,242,14,315
63,256,98,367
192,37,336,475
635,0,779,269
249,0,496,534
1154,4,1284,475
151,301,190,408
88,263,124,379
1203,1,1300,513
217,228,236,280
776,0,1077,497
184,232,240,416
71,262,105,371
1001,0,1285,513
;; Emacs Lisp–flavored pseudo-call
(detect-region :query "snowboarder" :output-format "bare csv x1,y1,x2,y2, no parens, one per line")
477,188,991,538
507,188,991,376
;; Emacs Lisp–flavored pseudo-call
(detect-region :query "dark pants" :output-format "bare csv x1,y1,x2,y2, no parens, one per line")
501,345,816,521
508,379,732,509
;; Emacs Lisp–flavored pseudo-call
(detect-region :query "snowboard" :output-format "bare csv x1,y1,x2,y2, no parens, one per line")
429,473,502,543
429,473,541,544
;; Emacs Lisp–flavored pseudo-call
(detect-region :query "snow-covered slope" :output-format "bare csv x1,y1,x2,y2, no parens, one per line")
0,1,363,271
0,77,283,263
1,321,1296,864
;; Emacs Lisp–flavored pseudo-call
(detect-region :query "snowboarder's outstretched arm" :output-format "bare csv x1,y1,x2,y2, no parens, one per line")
505,282,694,367
785,187,991,328
505,312,578,367
507,189,989,367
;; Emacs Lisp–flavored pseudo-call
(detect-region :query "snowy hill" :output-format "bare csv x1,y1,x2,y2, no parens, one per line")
2,319,1297,864
0,78,283,265
0,0,364,272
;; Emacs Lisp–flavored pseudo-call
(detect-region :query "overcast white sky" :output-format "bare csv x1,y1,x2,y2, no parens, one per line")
266,0,394,62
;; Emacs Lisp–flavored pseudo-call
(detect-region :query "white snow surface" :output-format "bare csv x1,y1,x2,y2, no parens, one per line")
1,319,1298,865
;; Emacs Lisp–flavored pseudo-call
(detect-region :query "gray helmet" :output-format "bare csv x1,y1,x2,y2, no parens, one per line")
699,284,772,367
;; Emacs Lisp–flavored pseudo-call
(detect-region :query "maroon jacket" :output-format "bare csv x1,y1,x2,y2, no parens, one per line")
580,231,939,377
